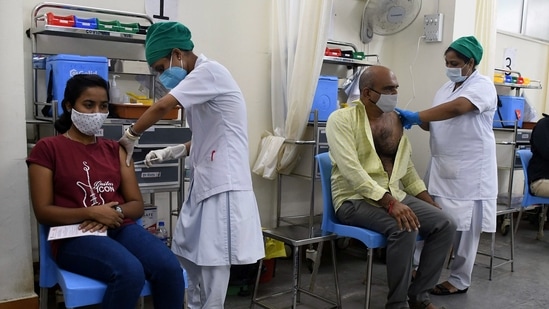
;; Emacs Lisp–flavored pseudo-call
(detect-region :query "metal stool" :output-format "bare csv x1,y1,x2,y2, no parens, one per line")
251,225,341,309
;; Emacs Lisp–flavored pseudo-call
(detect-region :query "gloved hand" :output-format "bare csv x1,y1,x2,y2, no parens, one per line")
395,108,422,130
144,144,187,167
119,127,140,166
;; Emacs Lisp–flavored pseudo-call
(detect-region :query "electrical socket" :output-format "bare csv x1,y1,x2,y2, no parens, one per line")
424,13,443,43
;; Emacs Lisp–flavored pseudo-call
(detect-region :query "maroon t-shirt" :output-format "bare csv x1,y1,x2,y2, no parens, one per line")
27,135,134,254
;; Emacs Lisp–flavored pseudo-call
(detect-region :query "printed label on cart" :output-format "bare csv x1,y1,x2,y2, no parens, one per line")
141,172,161,178
85,29,110,36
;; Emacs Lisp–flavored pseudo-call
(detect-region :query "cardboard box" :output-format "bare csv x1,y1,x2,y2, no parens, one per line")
110,103,179,120
141,204,157,234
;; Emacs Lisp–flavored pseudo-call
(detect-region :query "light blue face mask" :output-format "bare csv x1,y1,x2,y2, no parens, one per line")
159,56,188,89
446,64,471,83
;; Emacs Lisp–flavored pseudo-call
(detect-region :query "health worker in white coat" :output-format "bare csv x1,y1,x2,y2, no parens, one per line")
396,36,497,296
118,21,265,308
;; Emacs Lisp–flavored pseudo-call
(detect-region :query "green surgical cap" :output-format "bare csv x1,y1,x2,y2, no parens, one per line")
449,36,483,65
145,22,194,66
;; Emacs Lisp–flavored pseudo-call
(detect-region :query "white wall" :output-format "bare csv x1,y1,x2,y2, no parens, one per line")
0,1,35,304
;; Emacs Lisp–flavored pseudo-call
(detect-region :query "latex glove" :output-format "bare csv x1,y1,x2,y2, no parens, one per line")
395,108,422,130
119,128,140,166
145,144,187,167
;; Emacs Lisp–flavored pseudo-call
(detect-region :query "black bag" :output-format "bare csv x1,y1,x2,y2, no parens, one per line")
229,262,260,286
228,262,262,297
41,69,54,117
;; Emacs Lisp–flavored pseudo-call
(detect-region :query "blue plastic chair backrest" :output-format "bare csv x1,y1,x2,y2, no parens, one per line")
316,152,389,248
517,149,549,207
316,152,338,232
39,224,58,288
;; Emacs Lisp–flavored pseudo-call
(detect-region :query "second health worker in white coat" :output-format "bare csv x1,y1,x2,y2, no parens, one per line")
119,21,265,308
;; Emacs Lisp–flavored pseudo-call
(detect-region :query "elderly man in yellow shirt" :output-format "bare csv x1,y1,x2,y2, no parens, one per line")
325,65,456,309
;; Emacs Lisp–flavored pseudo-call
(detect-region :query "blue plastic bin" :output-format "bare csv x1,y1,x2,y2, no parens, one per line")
46,54,108,116
74,17,98,29
309,76,338,122
493,95,525,128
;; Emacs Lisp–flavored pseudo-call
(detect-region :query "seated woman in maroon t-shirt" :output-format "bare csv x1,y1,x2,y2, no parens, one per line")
27,74,185,309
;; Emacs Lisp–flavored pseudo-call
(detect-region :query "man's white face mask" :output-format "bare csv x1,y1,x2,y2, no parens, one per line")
376,94,398,113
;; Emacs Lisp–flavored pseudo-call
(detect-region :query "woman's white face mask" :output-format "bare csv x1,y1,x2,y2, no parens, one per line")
71,109,109,136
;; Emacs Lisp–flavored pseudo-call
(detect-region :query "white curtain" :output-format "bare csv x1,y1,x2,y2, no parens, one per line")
474,0,497,76
252,0,332,179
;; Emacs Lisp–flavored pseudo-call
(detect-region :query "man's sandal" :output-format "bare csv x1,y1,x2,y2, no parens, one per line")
430,282,468,296
408,299,446,309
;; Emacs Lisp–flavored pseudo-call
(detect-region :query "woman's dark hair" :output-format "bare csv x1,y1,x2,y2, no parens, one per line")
445,47,477,66
54,74,109,133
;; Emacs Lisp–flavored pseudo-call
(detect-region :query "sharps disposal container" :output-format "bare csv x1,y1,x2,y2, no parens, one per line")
493,95,525,128
309,76,338,122
45,54,109,116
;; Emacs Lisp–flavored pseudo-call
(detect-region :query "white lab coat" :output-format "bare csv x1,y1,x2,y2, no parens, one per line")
169,54,265,266
426,70,497,232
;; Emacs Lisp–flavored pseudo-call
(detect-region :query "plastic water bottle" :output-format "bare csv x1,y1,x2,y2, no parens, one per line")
156,221,169,246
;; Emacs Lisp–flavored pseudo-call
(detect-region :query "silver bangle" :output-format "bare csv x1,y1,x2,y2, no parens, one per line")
128,124,142,137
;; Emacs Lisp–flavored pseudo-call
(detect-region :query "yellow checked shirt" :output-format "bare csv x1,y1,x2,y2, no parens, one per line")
325,101,427,212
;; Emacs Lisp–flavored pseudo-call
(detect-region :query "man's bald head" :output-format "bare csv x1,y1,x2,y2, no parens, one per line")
359,65,393,91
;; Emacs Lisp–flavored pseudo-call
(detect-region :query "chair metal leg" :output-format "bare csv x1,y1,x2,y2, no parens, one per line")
446,246,454,269
308,241,324,292
514,208,524,234
292,246,300,308
364,247,373,309
137,296,145,309
489,232,495,281
509,213,515,273
330,240,342,308
537,205,548,240
250,259,264,308
39,287,48,309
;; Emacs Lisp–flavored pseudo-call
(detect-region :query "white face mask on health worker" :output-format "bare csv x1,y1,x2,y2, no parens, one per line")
71,109,109,136
446,64,471,83
376,94,398,113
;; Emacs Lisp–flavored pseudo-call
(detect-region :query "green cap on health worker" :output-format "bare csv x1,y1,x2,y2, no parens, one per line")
448,35,483,65
145,21,194,66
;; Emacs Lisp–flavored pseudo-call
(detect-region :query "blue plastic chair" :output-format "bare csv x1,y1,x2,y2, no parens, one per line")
39,221,187,309
516,149,549,240
316,152,386,309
